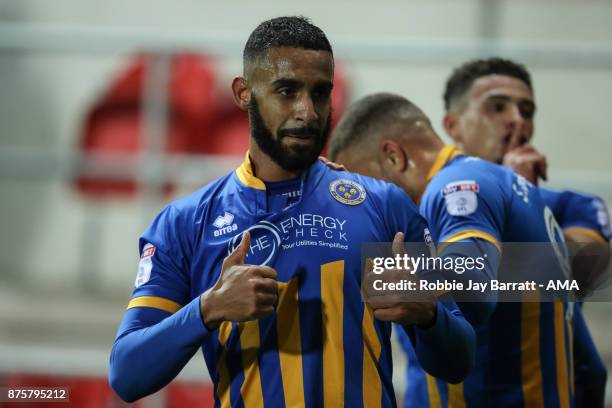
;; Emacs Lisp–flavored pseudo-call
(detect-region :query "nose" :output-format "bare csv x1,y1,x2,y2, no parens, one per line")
506,104,525,133
509,103,524,122
294,93,318,124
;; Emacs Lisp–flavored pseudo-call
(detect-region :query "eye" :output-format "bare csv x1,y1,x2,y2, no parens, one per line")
312,87,332,101
277,87,295,97
492,101,505,113
519,103,535,119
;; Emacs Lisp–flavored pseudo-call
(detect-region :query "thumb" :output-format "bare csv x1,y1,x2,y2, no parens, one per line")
226,231,251,266
392,232,406,257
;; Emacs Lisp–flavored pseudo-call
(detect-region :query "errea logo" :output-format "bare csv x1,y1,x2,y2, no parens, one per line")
213,212,238,237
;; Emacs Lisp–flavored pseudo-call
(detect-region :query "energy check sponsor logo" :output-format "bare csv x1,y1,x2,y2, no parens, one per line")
228,213,350,265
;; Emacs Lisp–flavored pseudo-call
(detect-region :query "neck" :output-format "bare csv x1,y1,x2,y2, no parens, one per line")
413,143,445,203
423,145,444,178
248,141,302,182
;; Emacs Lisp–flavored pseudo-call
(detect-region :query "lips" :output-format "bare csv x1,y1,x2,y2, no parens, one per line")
279,126,319,137
285,133,313,140
284,134,315,145
280,128,319,145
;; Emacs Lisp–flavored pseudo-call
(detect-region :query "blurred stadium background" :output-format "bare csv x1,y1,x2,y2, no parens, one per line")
1,0,611,406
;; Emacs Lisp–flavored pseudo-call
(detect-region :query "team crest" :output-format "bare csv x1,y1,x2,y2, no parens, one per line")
329,179,366,206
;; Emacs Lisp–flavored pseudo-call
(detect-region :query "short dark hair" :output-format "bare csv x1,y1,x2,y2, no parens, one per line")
443,57,532,111
329,93,425,160
243,16,333,66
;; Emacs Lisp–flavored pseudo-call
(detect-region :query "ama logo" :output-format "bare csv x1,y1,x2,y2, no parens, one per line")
213,212,238,237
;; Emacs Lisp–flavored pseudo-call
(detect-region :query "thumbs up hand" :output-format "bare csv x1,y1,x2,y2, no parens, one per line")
200,231,278,329
366,232,437,328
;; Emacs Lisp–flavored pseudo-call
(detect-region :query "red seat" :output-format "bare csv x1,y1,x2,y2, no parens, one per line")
75,53,218,198
75,55,351,199
166,380,215,408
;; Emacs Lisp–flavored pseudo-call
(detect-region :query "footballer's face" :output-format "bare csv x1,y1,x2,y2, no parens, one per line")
335,149,383,180
334,142,426,203
244,47,334,172
444,75,536,163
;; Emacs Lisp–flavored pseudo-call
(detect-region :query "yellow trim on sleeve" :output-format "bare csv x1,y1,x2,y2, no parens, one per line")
563,227,607,244
439,229,501,254
126,296,182,313
425,145,463,183
236,152,266,190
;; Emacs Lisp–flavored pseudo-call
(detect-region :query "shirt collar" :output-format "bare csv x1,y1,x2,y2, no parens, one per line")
235,152,266,190
234,152,327,195
425,144,463,182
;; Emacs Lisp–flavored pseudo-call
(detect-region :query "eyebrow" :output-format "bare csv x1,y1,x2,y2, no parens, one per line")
271,78,302,88
271,78,334,90
485,94,534,105
314,81,334,91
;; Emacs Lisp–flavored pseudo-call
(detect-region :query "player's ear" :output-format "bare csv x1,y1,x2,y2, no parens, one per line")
380,140,407,175
443,112,461,144
232,76,251,111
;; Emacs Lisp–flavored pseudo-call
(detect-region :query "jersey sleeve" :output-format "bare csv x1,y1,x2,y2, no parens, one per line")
110,204,212,402
418,168,503,323
420,169,504,252
129,204,193,312
400,300,476,384
547,190,612,243
381,183,477,383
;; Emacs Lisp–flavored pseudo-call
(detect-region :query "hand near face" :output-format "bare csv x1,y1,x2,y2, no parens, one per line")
318,156,346,171
502,143,548,185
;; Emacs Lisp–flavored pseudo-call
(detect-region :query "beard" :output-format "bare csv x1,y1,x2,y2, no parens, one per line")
248,96,331,173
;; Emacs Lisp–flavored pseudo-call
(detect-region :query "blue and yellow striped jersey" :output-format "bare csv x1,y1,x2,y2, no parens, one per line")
539,188,611,243
399,146,574,408
540,187,610,407
111,155,475,407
